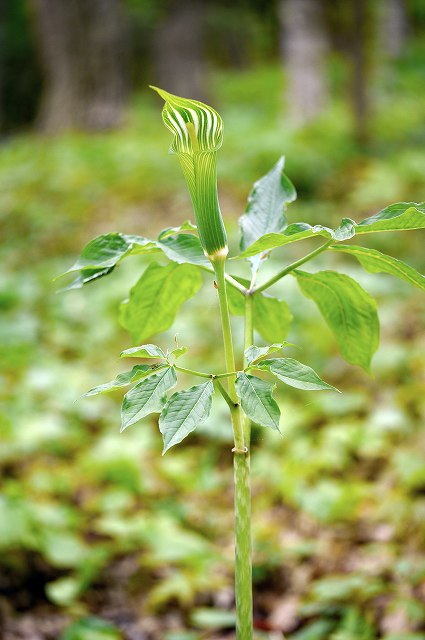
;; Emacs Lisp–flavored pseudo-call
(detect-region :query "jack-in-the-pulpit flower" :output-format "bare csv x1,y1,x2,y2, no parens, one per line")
151,86,228,260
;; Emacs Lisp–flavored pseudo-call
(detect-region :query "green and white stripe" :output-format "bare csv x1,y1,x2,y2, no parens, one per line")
151,86,228,259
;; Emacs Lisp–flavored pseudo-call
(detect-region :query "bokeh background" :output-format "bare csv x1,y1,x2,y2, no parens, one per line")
1,0,425,638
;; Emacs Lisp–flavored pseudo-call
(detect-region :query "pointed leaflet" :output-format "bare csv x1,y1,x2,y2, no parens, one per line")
158,233,210,266
121,366,177,431
120,344,166,359
239,157,296,272
235,202,425,260
236,220,354,260
329,245,425,290
294,270,379,371
82,364,164,397
253,358,339,392
244,343,291,366
59,226,208,290
159,380,214,453
119,262,202,343
235,373,281,431
227,277,292,343
355,201,425,233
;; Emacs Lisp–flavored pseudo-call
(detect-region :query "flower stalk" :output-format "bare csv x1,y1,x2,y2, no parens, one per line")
153,86,253,639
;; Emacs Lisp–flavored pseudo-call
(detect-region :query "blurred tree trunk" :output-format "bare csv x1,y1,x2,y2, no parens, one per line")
350,0,371,145
380,0,409,59
30,0,128,133
279,0,329,126
153,0,207,100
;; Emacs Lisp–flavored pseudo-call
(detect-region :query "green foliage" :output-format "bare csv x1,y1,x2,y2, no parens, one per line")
61,617,122,640
227,282,293,343
121,366,177,431
330,245,425,289
235,373,281,431
294,270,380,371
236,202,425,260
240,156,296,274
159,380,215,453
119,262,202,343
253,358,338,392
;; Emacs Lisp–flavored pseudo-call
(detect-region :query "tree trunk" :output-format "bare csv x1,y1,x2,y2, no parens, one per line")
350,0,371,145
279,0,329,126
152,0,207,101
379,0,409,59
30,0,127,133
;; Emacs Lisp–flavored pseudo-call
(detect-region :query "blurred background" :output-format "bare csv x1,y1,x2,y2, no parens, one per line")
1,0,425,638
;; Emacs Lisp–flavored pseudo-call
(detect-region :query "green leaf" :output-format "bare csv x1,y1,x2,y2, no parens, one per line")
235,202,425,260
190,608,236,629
121,366,177,431
355,201,425,233
157,220,197,240
59,266,115,291
227,278,292,343
294,270,379,371
235,373,281,431
60,616,122,640
119,262,203,343
244,343,291,366
239,157,296,272
157,233,210,266
168,346,188,359
330,245,425,290
254,292,293,343
120,344,166,359
235,220,352,260
64,233,156,273
82,364,162,397
253,358,339,392
159,380,214,453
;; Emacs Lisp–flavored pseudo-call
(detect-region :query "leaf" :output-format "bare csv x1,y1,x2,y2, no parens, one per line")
159,380,214,453
253,358,339,392
58,227,207,289
119,262,202,343
235,373,281,431
168,346,188,359
157,220,197,240
235,202,425,260
330,245,425,290
244,343,291,366
355,201,425,233
59,266,115,291
190,608,236,629
235,221,348,260
120,344,166,359
239,157,296,272
63,233,157,274
157,233,210,266
294,270,379,371
254,292,293,343
227,278,292,342
60,616,122,640
82,364,162,397
121,366,177,431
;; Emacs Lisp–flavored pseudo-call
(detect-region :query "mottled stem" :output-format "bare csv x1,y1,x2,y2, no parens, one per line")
213,257,253,639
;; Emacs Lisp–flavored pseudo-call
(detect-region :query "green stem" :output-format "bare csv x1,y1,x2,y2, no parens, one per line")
174,365,212,379
199,264,248,295
212,257,253,640
243,294,254,444
253,239,334,294
174,365,240,380
214,378,236,410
